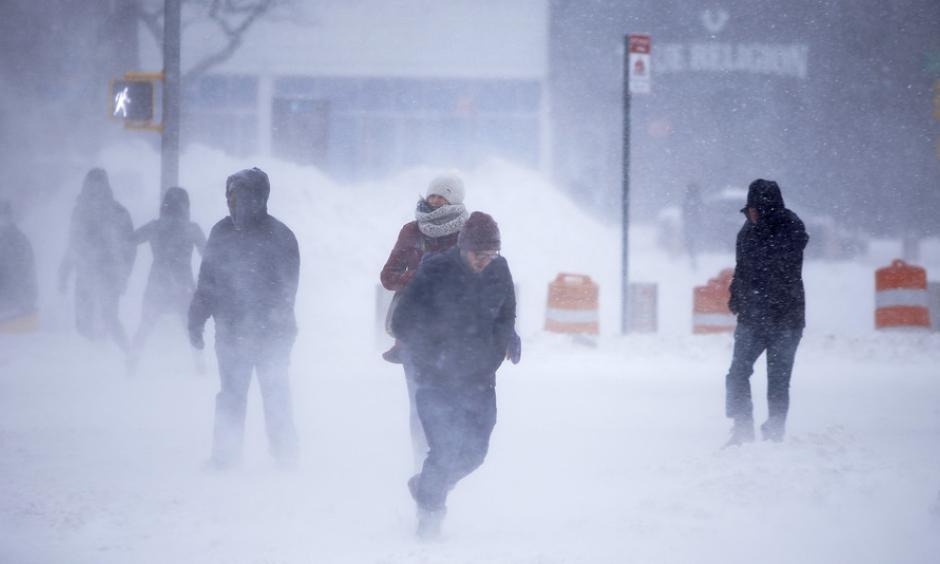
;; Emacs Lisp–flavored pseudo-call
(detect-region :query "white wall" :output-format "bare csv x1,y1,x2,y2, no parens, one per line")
141,0,548,80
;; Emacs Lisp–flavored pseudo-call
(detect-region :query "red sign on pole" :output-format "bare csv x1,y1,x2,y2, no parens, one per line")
628,34,652,94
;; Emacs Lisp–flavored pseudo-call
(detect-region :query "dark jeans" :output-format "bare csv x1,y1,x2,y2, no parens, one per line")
402,352,429,472
725,323,803,431
74,277,127,351
413,383,497,511
212,336,298,466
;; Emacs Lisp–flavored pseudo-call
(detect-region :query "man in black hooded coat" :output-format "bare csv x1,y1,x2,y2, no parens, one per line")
391,211,518,539
725,178,808,445
189,167,300,468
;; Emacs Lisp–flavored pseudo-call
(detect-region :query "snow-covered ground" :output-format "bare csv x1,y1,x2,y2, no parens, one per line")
2,145,939,563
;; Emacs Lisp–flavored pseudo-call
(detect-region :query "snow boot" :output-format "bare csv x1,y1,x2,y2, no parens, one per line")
724,419,755,448
382,341,404,364
760,419,785,443
416,507,445,541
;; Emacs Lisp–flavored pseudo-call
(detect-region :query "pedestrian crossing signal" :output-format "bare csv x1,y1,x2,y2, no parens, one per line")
110,79,155,122
934,80,940,120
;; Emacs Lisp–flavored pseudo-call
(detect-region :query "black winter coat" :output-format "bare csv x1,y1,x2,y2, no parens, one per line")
189,170,299,341
391,246,516,389
60,170,136,296
136,188,206,312
0,223,37,319
729,183,808,330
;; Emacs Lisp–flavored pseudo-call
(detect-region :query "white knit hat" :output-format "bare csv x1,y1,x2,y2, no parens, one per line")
425,172,465,205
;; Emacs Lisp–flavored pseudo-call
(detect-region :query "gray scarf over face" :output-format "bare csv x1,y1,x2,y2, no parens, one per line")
415,202,469,238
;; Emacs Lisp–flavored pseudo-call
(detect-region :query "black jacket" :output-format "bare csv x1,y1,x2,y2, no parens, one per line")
729,180,808,330
135,187,206,310
391,246,516,388
189,169,299,341
0,223,37,319
59,169,136,294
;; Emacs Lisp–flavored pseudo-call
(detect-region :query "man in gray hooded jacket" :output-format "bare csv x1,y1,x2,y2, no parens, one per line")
189,167,300,468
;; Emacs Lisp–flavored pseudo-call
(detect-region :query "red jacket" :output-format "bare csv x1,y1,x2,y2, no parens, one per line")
381,221,459,292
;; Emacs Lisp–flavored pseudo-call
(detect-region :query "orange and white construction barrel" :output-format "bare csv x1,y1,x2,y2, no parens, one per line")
875,259,931,330
692,268,736,334
545,273,599,335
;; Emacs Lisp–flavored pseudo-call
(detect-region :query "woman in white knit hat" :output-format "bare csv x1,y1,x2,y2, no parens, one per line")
380,172,468,471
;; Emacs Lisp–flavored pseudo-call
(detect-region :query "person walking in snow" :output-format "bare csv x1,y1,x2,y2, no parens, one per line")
725,178,808,446
58,168,136,351
127,187,206,373
391,211,519,539
189,168,300,469
381,173,469,471
0,200,37,325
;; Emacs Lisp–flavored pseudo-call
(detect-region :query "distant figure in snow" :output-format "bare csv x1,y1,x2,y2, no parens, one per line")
392,211,520,540
128,187,206,373
189,167,300,470
0,200,37,324
59,168,136,350
725,179,808,446
380,172,468,471
682,182,704,269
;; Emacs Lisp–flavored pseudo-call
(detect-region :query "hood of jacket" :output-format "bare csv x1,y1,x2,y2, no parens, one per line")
742,178,785,216
226,167,270,228
79,168,115,206
160,186,190,221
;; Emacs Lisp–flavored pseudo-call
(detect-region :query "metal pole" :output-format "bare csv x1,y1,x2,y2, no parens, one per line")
161,0,181,197
621,35,631,334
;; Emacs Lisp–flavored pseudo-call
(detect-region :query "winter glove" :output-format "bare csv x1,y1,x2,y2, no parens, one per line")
506,331,522,365
189,326,205,350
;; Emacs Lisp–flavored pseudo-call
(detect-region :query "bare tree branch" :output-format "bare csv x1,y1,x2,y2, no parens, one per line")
183,0,273,81
137,4,164,45
134,0,285,83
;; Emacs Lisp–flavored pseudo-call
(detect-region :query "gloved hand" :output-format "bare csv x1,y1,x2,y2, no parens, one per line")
506,332,521,365
189,326,205,350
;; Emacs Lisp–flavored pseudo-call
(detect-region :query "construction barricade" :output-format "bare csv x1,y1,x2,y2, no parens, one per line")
0,311,39,334
545,273,599,335
929,282,940,332
693,269,736,334
875,259,931,330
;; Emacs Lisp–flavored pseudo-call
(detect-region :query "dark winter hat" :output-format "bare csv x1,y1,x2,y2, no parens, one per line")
458,211,501,251
744,178,785,214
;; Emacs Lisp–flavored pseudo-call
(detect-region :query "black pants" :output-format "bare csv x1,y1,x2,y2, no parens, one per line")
726,322,802,431
212,336,298,465
74,276,127,351
413,383,497,511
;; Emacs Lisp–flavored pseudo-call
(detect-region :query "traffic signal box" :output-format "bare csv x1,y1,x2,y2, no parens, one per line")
109,72,162,131
933,80,940,121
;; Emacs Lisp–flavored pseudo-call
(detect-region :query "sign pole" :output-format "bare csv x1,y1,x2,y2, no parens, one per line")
621,34,631,334
161,0,182,198
621,33,651,334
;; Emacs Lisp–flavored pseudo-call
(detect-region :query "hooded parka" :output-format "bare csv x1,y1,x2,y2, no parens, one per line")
189,168,299,342
729,179,808,330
